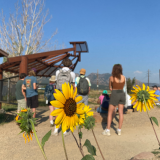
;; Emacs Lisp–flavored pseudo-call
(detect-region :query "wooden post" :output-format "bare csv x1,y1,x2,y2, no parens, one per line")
19,56,28,76
0,69,3,109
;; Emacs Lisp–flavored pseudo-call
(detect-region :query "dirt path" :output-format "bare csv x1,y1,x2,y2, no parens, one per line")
1,106,160,160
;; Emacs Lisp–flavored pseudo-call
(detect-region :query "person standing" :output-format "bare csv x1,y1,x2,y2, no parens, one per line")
102,64,126,136
16,73,27,113
56,58,76,91
22,68,38,118
96,90,110,114
44,75,56,127
52,58,76,136
76,68,91,105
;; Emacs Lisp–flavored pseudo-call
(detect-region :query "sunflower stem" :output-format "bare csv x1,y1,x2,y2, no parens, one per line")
78,128,84,156
71,131,84,157
61,129,69,160
143,95,160,147
29,119,48,160
92,129,105,160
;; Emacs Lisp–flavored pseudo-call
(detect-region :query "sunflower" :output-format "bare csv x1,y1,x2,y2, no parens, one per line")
50,83,85,132
79,105,94,125
130,83,159,112
15,108,36,143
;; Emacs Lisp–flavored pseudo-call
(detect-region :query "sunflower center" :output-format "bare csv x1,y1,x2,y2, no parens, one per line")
137,90,150,102
64,98,77,117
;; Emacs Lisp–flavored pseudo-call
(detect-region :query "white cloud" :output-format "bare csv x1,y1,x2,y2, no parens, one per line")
134,70,142,74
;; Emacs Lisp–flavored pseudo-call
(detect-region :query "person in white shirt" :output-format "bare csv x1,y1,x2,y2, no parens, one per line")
52,58,76,137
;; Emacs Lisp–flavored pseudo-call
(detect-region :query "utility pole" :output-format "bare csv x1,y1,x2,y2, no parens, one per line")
148,69,149,86
97,70,99,91
159,69,160,84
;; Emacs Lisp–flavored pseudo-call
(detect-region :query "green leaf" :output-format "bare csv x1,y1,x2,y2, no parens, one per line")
83,139,96,156
81,155,95,160
151,117,159,127
41,130,51,149
79,131,83,139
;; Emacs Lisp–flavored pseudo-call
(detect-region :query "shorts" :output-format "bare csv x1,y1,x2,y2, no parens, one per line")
27,95,38,108
17,99,27,111
109,90,125,106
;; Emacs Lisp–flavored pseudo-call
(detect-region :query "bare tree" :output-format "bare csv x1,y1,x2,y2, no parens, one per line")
0,0,58,57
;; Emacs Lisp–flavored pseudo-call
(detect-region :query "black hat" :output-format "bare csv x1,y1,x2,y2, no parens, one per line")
152,85,158,88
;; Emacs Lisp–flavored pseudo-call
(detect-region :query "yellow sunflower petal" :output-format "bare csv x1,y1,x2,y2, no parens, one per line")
143,103,146,112
68,83,71,98
131,97,137,104
136,85,142,90
70,85,73,98
62,83,69,100
139,103,142,112
77,103,85,109
148,90,156,94
50,109,63,116
146,86,150,91
50,100,64,108
131,90,138,93
62,119,68,133
130,94,137,97
150,97,158,101
133,86,139,91
15,115,19,121
54,89,66,104
137,101,141,111
73,87,77,100
142,83,145,90
150,94,158,97
21,109,27,112
75,96,83,103
76,109,84,115
146,102,150,110
132,101,138,108
130,95,137,100
55,111,65,125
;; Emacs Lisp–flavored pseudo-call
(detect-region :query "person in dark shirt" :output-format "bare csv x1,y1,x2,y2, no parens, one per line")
22,68,38,118
16,73,27,113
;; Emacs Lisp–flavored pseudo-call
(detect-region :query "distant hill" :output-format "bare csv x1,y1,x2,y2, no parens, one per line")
37,72,150,90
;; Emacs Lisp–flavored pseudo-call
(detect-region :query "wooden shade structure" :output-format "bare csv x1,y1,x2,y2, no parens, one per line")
0,41,88,108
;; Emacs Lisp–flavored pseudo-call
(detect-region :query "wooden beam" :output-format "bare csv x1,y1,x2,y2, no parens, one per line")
47,54,68,65
7,48,74,63
72,57,79,71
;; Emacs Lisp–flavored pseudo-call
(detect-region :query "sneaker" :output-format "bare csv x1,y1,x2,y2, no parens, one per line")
52,131,58,136
117,129,121,136
63,132,70,137
102,130,110,136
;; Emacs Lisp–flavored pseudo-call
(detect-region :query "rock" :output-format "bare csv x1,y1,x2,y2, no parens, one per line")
131,152,155,160
93,112,107,123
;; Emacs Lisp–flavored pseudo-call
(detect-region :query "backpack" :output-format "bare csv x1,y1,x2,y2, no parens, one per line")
101,95,110,111
77,76,89,95
44,84,55,101
56,69,72,91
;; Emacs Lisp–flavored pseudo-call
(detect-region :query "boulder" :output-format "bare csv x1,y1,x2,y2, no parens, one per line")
131,152,155,160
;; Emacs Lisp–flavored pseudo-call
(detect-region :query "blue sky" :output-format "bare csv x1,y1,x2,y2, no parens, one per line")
0,0,160,83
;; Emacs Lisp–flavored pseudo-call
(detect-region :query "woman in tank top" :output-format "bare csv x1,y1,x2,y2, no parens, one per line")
102,64,126,136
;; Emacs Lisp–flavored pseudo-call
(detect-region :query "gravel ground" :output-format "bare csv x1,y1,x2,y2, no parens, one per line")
1,106,160,160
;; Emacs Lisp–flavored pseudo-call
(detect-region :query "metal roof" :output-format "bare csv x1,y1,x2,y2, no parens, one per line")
0,41,88,77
